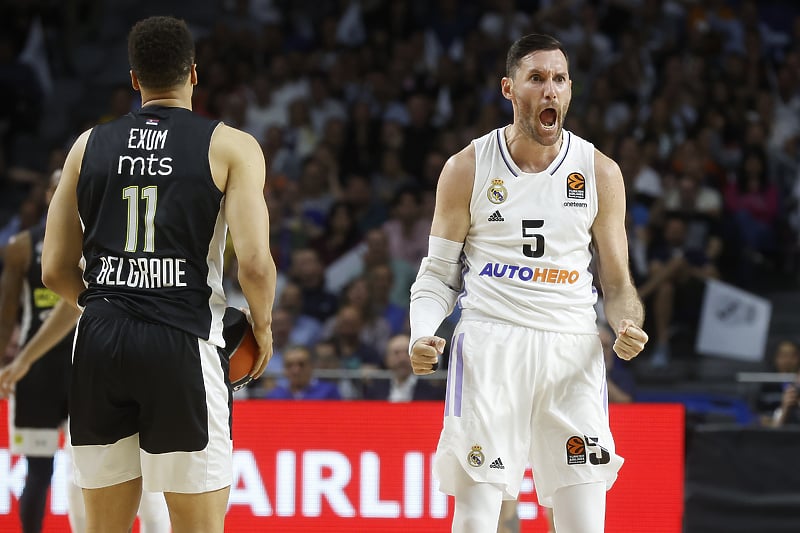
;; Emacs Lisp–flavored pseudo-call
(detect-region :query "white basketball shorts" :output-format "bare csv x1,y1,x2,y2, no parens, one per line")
433,319,623,507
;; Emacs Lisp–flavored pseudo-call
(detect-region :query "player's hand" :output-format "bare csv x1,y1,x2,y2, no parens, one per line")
240,307,273,379
251,325,273,379
0,358,32,399
410,336,445,375
614,319,648,361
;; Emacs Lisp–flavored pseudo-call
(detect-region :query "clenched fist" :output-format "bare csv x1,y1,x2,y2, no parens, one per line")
410,336,446,375
614,319,649,361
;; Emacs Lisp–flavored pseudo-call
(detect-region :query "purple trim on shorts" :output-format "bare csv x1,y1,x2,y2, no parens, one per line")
454,332,465,417
444,349,451,416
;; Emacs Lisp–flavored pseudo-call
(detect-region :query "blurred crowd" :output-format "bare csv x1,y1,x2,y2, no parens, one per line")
1,0,800,401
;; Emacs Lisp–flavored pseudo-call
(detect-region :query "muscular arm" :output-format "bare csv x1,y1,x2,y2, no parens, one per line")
0,300,80,398
429,146,474,242
213,125,277,378
591,150,648,360
408,145,474,374
42,130,91,307
0,232,31,357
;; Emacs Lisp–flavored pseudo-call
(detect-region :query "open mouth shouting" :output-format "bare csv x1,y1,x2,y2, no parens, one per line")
539,107,557,130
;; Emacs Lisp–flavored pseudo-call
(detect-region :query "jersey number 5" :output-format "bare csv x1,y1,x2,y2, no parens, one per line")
522,219,545,258
122,185,158,253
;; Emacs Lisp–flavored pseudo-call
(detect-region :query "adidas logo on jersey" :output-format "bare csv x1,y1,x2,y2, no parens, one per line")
489,457,505,469
488,210,504,222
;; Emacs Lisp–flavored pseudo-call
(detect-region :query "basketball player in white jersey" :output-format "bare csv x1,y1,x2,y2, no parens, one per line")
409,34,648,533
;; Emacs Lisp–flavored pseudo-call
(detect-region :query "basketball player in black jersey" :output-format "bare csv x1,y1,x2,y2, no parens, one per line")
41,16,276,533
0,171,73,532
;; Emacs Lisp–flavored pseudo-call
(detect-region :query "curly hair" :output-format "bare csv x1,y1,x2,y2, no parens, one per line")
128,16,194,89
506,33,568,78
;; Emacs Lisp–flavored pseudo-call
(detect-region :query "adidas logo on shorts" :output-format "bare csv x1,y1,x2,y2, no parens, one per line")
488,210,504,222
489,457,505,469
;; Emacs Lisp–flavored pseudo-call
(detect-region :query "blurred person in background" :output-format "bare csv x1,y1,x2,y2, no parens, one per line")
382,186,432,270
757,340,800,424
0,170,74,533
263,345,340,400
638,212,718,367
770,369,800,427
289,247,338,322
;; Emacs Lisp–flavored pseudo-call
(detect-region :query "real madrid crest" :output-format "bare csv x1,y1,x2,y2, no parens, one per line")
467,444,485,467
487,179,507,204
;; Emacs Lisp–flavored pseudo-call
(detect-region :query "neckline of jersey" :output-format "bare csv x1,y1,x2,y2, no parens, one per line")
496,126,572,178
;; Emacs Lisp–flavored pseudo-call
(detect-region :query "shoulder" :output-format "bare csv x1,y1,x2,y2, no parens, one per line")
436,143,476,197
593,148,622,181
592,148,625,198
442,143,476,178
209,124,264,174
69,128,94,157
211,123,261,154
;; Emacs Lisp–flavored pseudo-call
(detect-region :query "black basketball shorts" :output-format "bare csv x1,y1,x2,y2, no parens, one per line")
69,302,233,492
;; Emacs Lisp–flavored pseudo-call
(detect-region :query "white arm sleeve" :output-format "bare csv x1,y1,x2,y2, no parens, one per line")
409,236,464,350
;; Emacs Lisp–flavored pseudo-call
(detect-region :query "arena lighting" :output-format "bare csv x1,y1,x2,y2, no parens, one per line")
0,401,684,532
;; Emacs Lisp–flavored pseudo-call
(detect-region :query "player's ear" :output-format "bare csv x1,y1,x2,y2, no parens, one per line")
501,77,513,101
190,63,198,86
130,70,140,91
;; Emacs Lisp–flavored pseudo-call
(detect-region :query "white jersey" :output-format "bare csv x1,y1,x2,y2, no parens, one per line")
458,127,599,333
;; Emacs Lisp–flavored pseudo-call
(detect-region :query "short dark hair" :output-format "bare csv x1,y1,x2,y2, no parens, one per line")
128,16,195,89
506,34,568,78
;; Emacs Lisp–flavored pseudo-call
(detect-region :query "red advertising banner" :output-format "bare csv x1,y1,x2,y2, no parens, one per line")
0,401,684,532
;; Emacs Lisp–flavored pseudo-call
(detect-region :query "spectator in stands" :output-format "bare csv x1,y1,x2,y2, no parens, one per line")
285,98,318,161
323,276,392,358
263,125,301,182
770,372,800,427
276,281,323,347
365,263,408,338
344,173,388,233
295,157,338,241
724,148,779,284
243,73,287,141
382,186,431,270
363,333,444,402
361,227,416,310
310,200,362,266
289,247,338,322
638,212,719,366
341,98,381,177
372,148,415,206
327,304,383,373
262,345,340,400
757,340,800,423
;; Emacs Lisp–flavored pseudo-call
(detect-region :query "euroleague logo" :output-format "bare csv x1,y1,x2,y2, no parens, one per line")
566,435,611,466
566,436,586,465
566,172,585,200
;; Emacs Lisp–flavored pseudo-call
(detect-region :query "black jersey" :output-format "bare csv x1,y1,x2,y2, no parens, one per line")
19,220,73,352
77,105,227,344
